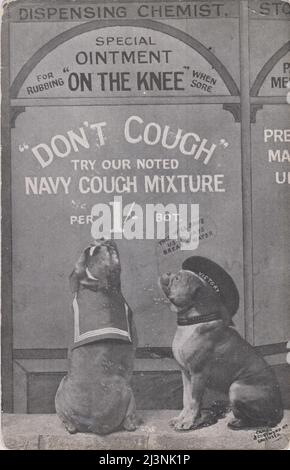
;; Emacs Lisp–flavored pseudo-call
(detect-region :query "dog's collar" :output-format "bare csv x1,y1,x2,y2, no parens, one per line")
177,312,221,326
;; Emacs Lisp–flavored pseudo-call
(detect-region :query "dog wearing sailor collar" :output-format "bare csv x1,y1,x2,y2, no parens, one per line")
55,239,139,435
160,256,283,431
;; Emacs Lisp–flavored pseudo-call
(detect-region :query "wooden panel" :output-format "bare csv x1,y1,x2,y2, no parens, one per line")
13,361,28,413
28,373,65,414
13,356,289,413
251,106,290,345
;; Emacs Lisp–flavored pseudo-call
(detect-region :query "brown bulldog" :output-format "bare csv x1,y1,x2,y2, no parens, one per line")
159,257,283,431
55,239,138,435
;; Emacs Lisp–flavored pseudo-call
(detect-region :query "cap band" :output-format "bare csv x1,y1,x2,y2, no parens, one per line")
197,271,220,293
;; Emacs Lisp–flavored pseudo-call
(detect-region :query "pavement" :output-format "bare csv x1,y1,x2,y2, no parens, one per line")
2,410,290,450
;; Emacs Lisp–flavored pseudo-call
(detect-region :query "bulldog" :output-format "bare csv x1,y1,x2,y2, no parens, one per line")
159,257,283,431
55,239,138,435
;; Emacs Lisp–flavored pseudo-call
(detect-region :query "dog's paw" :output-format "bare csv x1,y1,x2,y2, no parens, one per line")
173,412,197,431
63,420,78,434
169,417,179,428
174,418,195,431
227,418,264,431
169,414,185,428
174,411,218,432
123,413,140,432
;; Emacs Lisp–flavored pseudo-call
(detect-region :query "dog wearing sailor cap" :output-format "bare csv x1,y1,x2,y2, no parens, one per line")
160,256,283,431
55,239,139,435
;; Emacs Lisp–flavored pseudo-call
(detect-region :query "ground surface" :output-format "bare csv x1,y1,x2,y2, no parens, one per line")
2,411,290,450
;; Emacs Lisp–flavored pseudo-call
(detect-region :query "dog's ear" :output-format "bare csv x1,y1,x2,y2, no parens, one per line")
90,239,104,250
69,251,87,293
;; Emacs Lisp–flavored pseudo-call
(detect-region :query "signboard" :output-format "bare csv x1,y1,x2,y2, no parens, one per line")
1,0,290,451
